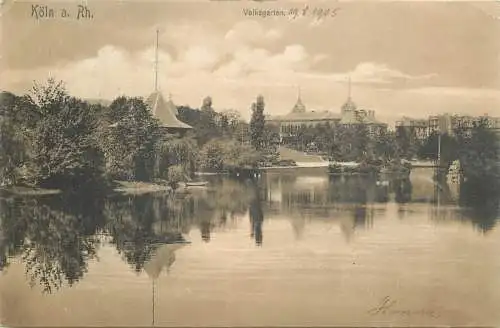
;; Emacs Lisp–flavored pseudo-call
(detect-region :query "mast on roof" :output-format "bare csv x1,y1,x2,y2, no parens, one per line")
155,28,159,92
347,75,352,100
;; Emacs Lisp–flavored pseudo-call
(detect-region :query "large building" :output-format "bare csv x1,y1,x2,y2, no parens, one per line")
338,96,387,137
395,117,429,141
266,90,341,136
266,87,387,138
396,113,500,139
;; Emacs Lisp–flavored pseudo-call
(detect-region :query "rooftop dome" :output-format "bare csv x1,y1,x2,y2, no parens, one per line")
341,97,357,112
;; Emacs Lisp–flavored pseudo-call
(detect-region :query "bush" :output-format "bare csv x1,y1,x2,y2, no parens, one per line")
167,165,185,189
198,138,262,172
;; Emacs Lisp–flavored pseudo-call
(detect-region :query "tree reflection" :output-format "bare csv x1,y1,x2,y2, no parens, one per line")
105,194,189,272
0,197,28,271
0,192,105,293
393,177,412,204
459,177,499,233
340,197,375,241
327,176,386,204
105,178,255,272
249,182,264,246
191,177,254,242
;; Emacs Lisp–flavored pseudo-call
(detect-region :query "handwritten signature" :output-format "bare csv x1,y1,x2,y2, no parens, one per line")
367,296,440,318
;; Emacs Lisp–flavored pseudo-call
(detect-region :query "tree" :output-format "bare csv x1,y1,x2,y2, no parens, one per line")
25,79,107,191
418,131,458,169
373,129,397,161
219,114,229,135
456,119,499,182
334,125,356,161
0,92,39,186
101,96,160,182
250,95,266,151
198,138,261,172
456,119,500,223
167,165,185,190
155,134,198,180
395,126,413,159
352,123,370,160
196,96,220,145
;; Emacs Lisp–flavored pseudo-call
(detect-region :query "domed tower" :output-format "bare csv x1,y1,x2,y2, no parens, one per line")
341,76,357,115
291,86,306,113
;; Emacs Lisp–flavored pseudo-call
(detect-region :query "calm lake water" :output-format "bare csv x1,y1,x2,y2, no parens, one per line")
1,168,499,327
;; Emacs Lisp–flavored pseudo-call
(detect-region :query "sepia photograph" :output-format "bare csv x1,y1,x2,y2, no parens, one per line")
1,0,499,326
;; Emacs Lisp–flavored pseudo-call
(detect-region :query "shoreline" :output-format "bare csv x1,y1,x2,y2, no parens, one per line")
0,180,171,197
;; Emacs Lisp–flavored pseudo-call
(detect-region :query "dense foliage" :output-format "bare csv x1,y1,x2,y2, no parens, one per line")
0,80,275,190
250,95,266,151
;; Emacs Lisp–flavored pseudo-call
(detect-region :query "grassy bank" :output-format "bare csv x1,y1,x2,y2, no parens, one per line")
279,147,325,163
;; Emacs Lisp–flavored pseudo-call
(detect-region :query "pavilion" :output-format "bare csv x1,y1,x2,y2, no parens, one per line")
145,91,192,131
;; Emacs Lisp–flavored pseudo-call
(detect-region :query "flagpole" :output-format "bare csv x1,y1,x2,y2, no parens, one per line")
155,28,159,92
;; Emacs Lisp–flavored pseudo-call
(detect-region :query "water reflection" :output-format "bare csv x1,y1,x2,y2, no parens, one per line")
459,177,500,233
0,193,105,293
0,169,499,296
249,182,264,246
144,242,188,326
105,194,190,272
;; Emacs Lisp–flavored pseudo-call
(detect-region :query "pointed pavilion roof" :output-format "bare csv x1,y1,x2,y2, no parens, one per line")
145,91,192,129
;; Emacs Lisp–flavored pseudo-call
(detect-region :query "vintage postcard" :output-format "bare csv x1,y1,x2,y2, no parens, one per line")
1,0,499,326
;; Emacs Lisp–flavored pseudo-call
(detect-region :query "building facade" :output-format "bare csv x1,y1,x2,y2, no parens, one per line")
396,113,500,139
395,117,429,141
339,97,387,137
266,90,387,138
266,93,341,136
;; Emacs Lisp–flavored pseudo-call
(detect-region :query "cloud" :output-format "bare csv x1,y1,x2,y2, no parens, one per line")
348,62,437,84
212,44,311,79
404,87,500,98
182,45,220,70
224,20,283,45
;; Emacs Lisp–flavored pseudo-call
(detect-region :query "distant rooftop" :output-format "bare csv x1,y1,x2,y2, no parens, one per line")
268,110,341,122
340,109,384,125
395,116,428,126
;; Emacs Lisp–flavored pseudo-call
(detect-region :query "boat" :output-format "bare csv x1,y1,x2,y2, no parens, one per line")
185,181,209,187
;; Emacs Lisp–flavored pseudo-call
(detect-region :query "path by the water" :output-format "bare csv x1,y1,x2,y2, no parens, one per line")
279,147,326,163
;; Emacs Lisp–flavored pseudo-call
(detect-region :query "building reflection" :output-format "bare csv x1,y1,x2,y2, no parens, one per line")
262,173,383,240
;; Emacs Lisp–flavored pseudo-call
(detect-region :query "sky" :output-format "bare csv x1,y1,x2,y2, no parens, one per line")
1,0,500,124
